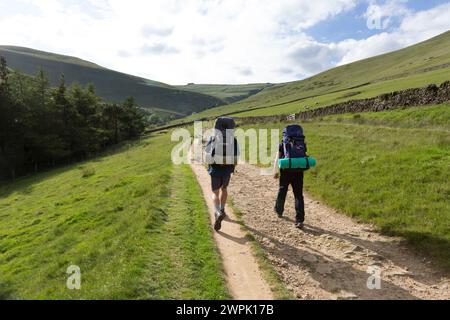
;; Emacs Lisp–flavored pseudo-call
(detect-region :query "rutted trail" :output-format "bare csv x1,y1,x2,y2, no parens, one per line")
190,162,273,300
227,163,450,300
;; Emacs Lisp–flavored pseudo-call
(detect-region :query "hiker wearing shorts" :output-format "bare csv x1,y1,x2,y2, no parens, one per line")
273,125,307,229
209,165,234,231
205,117,239,231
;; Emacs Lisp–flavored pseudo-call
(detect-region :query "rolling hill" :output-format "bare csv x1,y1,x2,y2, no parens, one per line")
175,83,274,104
0,46,224,115
179,30,450,121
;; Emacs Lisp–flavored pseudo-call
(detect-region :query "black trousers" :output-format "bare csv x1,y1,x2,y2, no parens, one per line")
275,170,305,222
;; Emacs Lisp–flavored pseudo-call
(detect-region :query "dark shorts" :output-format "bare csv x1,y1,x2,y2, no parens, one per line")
211,174,231,191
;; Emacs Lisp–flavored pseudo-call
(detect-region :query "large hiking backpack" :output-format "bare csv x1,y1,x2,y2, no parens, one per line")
282,125,308,168
205,117,239,165
214,117,235,132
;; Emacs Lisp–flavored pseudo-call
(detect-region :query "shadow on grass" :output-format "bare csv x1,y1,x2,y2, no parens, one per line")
0,137,154,199
0,281,15,300
395,230,450,271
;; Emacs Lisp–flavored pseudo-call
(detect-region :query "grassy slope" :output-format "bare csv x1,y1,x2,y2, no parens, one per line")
326,103,450,128
0,46,106,70
0,133,229,299
234,67,450,117
239,104,450,268
0,46,223,115
176,83,273,104
180,31,450,120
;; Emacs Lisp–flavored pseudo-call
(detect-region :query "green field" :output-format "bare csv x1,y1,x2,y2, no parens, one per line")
179,31,450,121
176,83,273,104
0,133,229,299
238,104,450,268
324,103,450,128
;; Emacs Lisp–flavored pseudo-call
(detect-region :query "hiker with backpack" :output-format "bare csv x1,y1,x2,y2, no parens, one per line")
273,124,310,229
205,117,239,232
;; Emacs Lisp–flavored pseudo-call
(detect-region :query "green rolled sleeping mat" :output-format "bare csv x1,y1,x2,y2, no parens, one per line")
278,157,317,169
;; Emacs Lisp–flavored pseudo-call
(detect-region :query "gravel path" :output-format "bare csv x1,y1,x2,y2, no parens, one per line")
226,163,450,300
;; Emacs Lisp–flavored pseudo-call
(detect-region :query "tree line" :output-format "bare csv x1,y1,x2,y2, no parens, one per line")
0,56,147,181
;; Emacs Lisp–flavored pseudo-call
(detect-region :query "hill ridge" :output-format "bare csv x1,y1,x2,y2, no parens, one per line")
0,45,223,115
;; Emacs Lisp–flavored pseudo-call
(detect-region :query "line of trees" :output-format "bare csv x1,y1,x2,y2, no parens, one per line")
0,56,147,181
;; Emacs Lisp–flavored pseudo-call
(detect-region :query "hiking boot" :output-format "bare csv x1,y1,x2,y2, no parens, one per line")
214,210,226,231
274,207,283,218
295,222,304,229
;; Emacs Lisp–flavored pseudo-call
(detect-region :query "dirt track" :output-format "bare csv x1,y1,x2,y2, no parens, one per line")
190,161,273,300
225,163,450,300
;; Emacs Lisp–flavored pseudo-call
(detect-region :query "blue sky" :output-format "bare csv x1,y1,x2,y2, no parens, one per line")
0,0,449,84
307,0,450,42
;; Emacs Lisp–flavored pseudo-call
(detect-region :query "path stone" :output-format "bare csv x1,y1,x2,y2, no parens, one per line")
303,254,318,263
316,263,333,275
337,291,358,300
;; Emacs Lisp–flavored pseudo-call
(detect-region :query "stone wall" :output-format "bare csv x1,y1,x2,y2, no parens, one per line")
237,81,450,124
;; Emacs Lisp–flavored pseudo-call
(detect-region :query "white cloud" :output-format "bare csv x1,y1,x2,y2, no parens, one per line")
141,25,174,38
286,1,450,76
336,2,450,66
364,0,411,30
288,40,340,77
0,0,358,84
141,43,179,55
399,2,450,39
0,0,448,84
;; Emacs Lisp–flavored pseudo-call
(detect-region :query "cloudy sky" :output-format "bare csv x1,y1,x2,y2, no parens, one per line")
0,0,449,84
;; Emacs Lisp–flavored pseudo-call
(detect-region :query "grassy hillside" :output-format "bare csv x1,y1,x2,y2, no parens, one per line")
0,46,223,115
176,83,274,104
0,133,229,299
239,103,450,268
324,103,450,129
180,31,450,121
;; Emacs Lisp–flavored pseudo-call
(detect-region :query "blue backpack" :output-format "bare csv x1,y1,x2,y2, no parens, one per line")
282,125,306,159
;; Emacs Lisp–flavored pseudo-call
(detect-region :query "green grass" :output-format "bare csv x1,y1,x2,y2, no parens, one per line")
0,133,229,299
237,104,450,268
178,31,450,121
143,164,229,299
176,83,273,104
324,104,450,129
